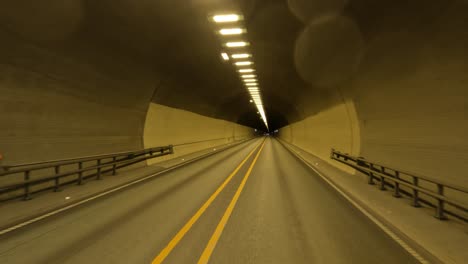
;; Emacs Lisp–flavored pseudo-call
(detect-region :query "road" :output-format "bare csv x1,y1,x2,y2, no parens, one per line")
0,137,419,263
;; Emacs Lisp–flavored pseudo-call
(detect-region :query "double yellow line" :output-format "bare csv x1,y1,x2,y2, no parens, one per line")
152,139,266,264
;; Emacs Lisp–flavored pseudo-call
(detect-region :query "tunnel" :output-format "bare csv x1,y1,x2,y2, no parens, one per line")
0,0,467,263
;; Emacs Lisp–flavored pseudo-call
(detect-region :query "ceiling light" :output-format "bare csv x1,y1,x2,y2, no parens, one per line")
226,41,249,48
235,61,253,66
220,28,244,35
243,79,257,82
249,100,253,103
241,74,256,78
239,69,254,73
232,53,251,59
246,83,258,86
221,52,229,61
213,14,241,23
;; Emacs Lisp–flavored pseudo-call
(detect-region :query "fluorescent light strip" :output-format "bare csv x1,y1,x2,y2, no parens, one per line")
244,79,257,82
213,14,240,23
241,74,256,78
221,52,229,61
232,53,251,59
226,42,249,47
235,61,253,66
239,69,254,73
220,28,244,35
245,83,258,86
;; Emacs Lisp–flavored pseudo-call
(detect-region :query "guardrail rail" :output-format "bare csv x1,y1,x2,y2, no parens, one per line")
0,146,174,202
331,149,468,222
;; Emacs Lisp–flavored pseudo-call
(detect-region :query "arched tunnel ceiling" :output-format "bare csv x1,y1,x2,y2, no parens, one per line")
0,0,460,130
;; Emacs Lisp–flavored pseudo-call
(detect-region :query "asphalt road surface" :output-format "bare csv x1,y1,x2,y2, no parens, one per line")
0,137,419,264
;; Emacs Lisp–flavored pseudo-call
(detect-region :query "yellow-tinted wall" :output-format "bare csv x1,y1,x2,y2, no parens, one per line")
144,103,254,164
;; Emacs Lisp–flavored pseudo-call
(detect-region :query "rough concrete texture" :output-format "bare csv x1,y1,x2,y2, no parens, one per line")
280,2,468,189
144,103,253,164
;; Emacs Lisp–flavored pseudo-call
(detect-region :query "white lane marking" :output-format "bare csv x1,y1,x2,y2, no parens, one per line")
287,146,430,264
0,140,256,236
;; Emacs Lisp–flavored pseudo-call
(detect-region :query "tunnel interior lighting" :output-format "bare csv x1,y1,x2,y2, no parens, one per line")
210,12,268,130
213,14,241,23
226,41,249,47
221,52,229,61
241,74,256,78
235,61,253,66
232,53,251,59
220,28,244,35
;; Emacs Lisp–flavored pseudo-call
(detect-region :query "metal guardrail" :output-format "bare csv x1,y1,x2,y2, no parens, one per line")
331,149,468,222
0,146,174,201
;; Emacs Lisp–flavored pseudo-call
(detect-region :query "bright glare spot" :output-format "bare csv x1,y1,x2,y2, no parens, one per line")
239,69,254,73
213,14,240,23
250,99,253,103
235,61,253,66
221,52,229,61
65,196,70,200
232,53,251,59
220,28,244,35
226,41,249,47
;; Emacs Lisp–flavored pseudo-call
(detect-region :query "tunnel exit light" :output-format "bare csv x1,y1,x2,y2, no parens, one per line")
213,14,241,23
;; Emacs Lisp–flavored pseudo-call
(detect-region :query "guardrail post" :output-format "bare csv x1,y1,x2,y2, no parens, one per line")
412,177,421,207
23,170,32,201
112,157,117,176
97,159,102,180
169,145,174,154
380,167,386,190
78,162,83,185
368,164,375,185
54,165,62,192
435,184,447,220
393,171,401,198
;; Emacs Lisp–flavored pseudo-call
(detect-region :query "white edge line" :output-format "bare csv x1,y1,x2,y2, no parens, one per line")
0,139,255,236
283,142,430,264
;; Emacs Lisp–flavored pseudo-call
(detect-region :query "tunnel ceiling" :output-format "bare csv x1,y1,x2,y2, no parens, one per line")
0,0,457,130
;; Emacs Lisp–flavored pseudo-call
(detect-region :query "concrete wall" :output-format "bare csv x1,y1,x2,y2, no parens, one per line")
0,29,157,165
144,103,254,164
280,3,468,188
0,28,253,167
279,91,360,174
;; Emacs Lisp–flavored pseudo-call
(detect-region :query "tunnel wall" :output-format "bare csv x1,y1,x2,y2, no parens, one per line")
0,28,253,167
279,92,361,174
280,3,468,188
0,30,157,165
144,103,254,164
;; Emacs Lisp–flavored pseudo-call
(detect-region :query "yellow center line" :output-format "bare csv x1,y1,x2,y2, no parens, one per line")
151,139,264,264
197,140,266,264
